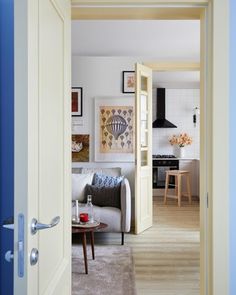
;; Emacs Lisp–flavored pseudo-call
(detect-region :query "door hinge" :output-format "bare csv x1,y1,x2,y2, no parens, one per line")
206,192,209,208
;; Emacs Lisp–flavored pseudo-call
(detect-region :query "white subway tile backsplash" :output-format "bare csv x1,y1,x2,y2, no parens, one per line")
152,88,200,158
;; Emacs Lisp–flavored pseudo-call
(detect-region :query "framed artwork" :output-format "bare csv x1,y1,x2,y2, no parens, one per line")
122,71,135,93
94,97,135,162
72,134,89,162
72,87,83,117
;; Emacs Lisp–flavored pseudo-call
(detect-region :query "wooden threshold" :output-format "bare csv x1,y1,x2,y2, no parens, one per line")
72,7,204,20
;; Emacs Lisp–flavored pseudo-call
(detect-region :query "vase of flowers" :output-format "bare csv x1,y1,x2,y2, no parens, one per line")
169,133,193,158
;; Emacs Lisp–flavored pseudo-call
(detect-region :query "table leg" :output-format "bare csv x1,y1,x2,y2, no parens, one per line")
82,232,88,274
187,174,192,204
164,173,169,205
178,174,182,207
90,231,95,260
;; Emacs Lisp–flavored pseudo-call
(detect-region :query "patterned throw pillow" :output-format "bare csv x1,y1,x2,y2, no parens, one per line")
93,173,124,188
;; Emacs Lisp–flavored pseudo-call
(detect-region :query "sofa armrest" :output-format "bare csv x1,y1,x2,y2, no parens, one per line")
120,178,131,233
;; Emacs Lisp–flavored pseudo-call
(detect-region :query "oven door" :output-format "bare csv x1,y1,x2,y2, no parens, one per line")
153,166,178,188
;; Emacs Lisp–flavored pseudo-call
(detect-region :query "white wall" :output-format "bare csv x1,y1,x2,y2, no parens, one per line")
72,56,200,197
72,56,139,197
152,89,200,158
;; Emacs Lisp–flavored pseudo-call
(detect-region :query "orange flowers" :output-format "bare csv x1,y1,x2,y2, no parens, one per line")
169,133,193,148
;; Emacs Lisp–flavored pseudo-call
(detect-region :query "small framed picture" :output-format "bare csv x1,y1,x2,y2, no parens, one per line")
72,87,83,117
72,134,90,162
122,71,135,93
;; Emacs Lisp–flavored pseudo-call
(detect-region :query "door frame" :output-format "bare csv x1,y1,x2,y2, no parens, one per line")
71,1,229,295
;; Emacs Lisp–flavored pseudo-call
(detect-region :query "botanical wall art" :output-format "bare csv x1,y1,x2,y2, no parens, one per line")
95,97,135,162
72,134,89,162
72,87,83,116
122,71,135,93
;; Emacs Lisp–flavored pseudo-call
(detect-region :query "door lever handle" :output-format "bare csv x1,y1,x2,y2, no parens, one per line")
2,216,14,230
31,216,60,235
5,250,14,263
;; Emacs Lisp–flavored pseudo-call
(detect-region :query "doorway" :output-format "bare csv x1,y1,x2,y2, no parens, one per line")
70,13,205,294
134,63,201,293
149,66,201,209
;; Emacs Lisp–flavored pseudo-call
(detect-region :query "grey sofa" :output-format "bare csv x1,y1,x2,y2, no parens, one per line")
72,167,131,245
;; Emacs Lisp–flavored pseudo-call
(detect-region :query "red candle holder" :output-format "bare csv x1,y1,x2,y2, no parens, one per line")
80,213,89,223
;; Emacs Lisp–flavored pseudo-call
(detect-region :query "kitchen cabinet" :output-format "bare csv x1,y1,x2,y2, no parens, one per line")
179,159,199,197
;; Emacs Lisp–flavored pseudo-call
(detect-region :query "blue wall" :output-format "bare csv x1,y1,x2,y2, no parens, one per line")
230,0,236,294
0,0,14,295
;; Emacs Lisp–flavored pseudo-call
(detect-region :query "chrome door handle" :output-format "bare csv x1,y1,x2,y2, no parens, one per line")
31,216,60,235
2,216,14,230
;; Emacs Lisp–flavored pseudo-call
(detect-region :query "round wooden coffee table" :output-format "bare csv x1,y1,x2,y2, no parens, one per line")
72,222,108,274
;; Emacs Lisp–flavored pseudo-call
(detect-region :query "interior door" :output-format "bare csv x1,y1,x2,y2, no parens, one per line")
14,1,71,294
135,63,153,234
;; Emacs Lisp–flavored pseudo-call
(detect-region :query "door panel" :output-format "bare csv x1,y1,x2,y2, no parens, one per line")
39,1,65,292
140,171,151,224
14,1,71,294
135,63,153,234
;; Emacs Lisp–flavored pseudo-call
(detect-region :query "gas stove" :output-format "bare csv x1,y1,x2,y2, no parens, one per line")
152,154,176,159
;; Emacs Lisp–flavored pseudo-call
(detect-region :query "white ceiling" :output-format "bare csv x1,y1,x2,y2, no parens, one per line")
152,71,200,88
72,20,200,85
72,20,200,60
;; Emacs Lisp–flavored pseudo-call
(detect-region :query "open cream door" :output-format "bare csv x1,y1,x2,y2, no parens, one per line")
14,0,71,294
135,63,153,234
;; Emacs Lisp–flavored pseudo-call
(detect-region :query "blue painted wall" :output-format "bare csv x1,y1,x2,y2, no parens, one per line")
230,1,236,294
0,0,14,295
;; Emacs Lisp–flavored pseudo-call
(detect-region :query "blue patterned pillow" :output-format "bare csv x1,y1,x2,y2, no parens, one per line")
93,173,124,188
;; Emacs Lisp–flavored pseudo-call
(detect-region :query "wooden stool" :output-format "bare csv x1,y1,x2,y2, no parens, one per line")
164,170,192,207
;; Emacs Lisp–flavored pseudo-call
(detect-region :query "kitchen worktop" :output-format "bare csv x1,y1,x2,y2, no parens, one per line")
175,158,199,160
152,157,199,160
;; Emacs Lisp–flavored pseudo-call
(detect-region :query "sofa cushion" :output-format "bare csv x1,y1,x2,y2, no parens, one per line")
92,205,121,232
93,173,124,188
84,184,121,209
72,173,94,202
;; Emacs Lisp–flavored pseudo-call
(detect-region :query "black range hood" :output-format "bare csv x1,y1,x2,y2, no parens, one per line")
152,88,177,128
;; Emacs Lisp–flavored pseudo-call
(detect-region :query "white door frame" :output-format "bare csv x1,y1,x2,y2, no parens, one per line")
70,2,230,295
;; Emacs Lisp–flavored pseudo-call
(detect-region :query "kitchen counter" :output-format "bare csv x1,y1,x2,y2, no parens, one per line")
152,158,199,160
176,158,199,160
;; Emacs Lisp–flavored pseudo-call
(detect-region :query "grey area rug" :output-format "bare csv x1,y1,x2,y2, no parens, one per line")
72,245,137,295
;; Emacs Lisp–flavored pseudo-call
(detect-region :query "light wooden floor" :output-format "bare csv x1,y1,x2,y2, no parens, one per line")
93,196,200,295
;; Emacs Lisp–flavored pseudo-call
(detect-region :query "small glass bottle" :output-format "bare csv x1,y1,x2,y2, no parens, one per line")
86,195,94,223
